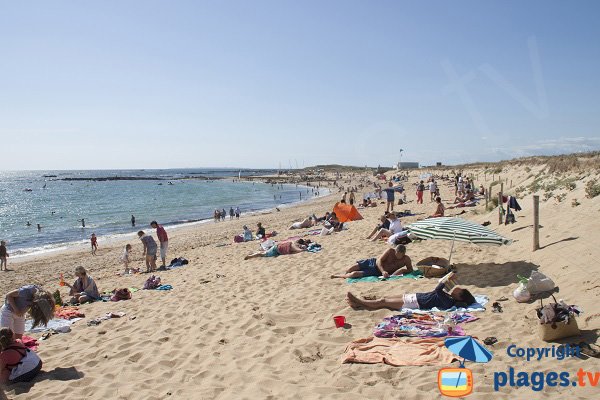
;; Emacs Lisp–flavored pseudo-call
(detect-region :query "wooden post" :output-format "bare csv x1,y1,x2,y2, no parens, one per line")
533,195,540,251
488,185,493,202
498,191,503,225
500,182,504,194
485,193,488,210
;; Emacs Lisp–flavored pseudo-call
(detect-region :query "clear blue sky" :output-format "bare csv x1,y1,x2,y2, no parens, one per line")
1,1,599,169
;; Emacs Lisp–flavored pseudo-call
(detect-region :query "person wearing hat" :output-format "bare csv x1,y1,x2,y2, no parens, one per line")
150,221,168,268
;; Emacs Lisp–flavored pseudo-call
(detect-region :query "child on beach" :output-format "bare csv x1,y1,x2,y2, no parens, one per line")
122,244,133,274
90,233,98,255
65,266,100,304
0,286,55,340
0,327,43,383
0,241,8,271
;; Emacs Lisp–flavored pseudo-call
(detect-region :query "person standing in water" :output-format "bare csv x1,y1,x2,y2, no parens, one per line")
131,215,136,227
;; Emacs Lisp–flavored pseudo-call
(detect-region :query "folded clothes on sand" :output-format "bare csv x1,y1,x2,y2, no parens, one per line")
21,335,39,351
342,337,457,366
346,270,423,284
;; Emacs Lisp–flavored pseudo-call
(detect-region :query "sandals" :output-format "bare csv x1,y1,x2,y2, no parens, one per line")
577,342,600,358
484,337,498,346
492,302,503,313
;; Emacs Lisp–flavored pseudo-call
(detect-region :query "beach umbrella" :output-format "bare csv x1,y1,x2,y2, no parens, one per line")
444,336,492,390
406,217,512,263
445,336,493,364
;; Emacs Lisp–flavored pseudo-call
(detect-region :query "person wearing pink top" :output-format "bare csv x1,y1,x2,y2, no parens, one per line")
151,221,168,268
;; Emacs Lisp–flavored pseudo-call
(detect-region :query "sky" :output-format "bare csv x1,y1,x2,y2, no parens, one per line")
1,0,599,170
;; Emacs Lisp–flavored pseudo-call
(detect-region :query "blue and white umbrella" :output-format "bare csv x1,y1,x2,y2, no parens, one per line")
445,336,493,364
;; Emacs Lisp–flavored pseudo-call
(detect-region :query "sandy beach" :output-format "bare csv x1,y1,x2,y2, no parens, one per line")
2,157,600,399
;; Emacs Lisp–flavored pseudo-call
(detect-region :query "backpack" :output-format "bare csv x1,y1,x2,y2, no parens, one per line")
4,345,42,382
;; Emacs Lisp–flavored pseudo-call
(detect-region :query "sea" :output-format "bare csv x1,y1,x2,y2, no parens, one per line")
0,169,327,258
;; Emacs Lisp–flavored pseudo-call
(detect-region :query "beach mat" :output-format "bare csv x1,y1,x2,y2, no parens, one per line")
346,270,423,284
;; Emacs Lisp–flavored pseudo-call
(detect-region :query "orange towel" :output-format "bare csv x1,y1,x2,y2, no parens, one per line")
342,337,457,366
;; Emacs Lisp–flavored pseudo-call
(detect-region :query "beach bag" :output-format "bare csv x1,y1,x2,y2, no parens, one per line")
527,271,555,295
233,235,244,243
513,282,531,303
111,288,132,301
143,275,161,290
6,346,42,382
536,295,580,341
419,265,448,278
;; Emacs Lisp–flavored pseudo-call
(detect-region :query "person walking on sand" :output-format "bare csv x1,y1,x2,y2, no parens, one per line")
221,208,226,222
429,179,438,202
416,180,425,204
235,207,240,219
229,207,234,220
137,231,157,273
90,233,98,255
331,245,413,279
150,221,168,268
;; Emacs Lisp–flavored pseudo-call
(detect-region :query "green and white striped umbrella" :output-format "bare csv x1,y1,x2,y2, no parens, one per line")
407,217,512,246
407,217,512,263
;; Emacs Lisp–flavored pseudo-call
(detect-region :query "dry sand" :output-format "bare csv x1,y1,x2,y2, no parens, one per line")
2,160,600,399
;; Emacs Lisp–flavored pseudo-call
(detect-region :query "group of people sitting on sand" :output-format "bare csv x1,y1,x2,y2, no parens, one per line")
0,265,104,384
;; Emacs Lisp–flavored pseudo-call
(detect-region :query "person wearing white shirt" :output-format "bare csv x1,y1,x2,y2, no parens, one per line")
370,213,403,242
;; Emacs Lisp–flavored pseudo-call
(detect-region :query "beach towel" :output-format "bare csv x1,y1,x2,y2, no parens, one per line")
346,270,423,284
21,336,39,351
342,337,457,366
406,295,489,313
25,318,80,333
156,284,173,290
374,312,466,338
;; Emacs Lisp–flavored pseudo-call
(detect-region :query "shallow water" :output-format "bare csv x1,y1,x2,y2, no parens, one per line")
0,169,325,256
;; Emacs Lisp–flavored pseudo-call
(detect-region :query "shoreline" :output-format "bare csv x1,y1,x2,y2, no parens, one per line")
8,183,332,260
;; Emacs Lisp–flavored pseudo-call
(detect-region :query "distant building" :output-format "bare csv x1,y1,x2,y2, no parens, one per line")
436,162,442,167
397,162,419,169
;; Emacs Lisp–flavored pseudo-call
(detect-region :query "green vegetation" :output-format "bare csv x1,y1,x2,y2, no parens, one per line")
585,179,600,198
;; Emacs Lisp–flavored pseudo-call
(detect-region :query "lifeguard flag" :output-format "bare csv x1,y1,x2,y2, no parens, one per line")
333,203,363,223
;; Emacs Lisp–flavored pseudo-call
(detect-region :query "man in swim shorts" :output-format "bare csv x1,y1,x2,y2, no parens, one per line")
330,245,413,279
345,272,476,310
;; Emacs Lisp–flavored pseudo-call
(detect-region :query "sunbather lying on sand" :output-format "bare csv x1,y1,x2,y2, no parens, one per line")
346,272,476,310
289,217,315,230
454,191,475,203
331,244,412,279
244,239,309,260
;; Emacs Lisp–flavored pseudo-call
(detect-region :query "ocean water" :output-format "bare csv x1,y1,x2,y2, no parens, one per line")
0,169,325,257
